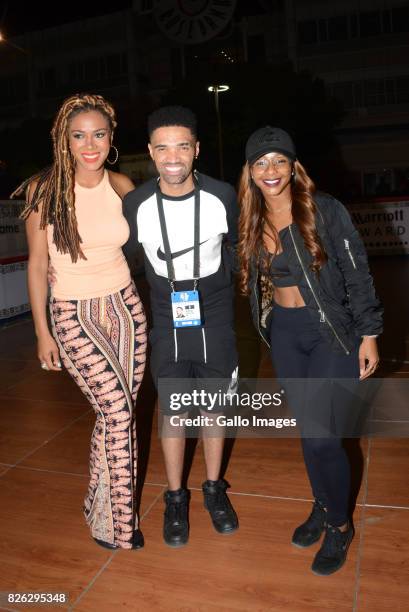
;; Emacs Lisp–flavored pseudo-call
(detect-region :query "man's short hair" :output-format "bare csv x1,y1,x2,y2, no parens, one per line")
148,105,197,139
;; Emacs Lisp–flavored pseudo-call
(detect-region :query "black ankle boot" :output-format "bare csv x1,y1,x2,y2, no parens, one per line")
163,488,190,547
312,522,354,576
93,538,118,550
202,479,238,534
292,499,327,548
132,529,144,549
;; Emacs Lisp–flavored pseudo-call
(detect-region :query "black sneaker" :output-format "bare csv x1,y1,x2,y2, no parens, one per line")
202,479,238,534
163,488,190,547
311,523,354,576
292,500,327,548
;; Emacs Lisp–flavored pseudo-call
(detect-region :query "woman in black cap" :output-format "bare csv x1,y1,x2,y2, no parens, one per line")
237,126,382,575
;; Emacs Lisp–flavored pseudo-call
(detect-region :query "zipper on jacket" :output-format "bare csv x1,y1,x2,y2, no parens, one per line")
253,269,271,348
288,225,350,355
344,239,357,270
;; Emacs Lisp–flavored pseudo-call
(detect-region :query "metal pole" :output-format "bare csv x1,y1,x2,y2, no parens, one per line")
24,37,36,118
214,88,224,180
180,45,186,79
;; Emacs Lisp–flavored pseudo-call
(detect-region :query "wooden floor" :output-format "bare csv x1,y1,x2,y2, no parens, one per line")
0,256,408,612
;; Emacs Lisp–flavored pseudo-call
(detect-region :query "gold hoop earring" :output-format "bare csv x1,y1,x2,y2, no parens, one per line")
107,145,119,165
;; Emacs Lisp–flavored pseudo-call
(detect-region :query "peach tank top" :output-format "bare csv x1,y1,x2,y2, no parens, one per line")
47,170,131,300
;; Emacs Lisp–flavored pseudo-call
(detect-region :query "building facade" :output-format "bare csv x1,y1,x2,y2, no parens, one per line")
1,0,408,196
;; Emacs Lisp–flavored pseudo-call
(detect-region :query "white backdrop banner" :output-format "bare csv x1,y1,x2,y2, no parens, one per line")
0,200,29,319
0,257,30,319
0,199,27,258
348,199,409,255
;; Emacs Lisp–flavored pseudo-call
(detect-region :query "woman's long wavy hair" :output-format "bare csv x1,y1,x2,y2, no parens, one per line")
12,93,117,262
238,159,327,295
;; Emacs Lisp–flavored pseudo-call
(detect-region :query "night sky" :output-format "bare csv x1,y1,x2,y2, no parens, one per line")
0,0,133,37
0,0,267,38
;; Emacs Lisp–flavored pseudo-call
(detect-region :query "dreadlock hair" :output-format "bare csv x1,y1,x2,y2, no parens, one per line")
147,105,197,139
12,93,117,262
238,159,328,295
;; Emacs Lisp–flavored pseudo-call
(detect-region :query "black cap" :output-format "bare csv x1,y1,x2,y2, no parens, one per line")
245,126,296,165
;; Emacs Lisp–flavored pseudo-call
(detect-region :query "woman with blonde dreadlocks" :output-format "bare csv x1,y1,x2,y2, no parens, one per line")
13,93,147,550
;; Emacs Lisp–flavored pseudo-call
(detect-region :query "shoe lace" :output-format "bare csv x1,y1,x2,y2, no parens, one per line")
307,501,326,529
207,486,230,515
166,498,187,524
320,526,344,558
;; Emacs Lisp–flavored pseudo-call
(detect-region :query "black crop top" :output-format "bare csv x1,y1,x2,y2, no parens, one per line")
269,230,297,287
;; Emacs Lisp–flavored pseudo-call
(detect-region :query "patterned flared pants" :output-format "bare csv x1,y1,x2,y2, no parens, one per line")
50,283,146,549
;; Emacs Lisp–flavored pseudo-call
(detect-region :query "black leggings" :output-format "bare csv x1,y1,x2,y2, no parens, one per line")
269,302,360,526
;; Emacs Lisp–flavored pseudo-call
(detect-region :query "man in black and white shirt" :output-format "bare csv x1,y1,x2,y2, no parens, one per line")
123,106,239,547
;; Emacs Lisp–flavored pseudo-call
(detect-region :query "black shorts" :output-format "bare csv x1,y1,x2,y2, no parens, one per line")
150,325,238,415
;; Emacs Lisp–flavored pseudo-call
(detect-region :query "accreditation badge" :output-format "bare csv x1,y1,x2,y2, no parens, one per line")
171,290,202,328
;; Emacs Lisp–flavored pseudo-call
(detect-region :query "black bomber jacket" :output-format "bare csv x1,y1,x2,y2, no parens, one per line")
248,192,384,355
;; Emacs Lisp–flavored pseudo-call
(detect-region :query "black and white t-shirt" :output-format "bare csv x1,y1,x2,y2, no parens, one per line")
122,172,238,328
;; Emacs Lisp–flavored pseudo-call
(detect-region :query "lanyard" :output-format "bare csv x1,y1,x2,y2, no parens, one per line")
156,182,201,288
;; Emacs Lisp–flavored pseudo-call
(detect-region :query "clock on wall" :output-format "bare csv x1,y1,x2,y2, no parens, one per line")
153,0,237,45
